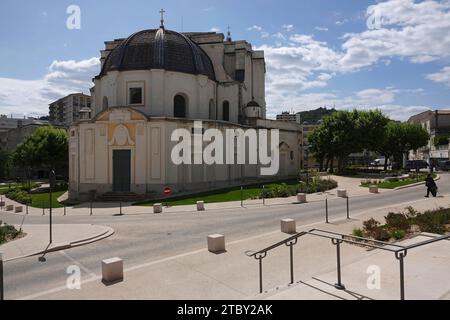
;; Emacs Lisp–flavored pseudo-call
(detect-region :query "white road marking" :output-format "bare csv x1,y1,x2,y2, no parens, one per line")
59,250,98,279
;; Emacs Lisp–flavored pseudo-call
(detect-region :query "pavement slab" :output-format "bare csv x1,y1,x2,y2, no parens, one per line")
28,193,450,301
0,224,114,261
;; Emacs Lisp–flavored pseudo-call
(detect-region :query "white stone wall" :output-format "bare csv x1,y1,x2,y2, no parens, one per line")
93,70,217,120
92,32,266,126
69,109,302,200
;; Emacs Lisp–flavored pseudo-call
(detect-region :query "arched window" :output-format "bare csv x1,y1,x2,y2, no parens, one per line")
174,95,187,118
223,101,230,122
209,99,215,120
102,96,109,111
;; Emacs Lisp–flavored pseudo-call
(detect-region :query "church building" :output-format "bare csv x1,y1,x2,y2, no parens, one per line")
68,12,303,200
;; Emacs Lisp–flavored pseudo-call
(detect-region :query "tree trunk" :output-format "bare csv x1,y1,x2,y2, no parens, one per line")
337,157,344,173
383,154,389,172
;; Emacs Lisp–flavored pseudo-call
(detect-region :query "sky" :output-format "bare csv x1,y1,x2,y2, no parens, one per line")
0,0,450,121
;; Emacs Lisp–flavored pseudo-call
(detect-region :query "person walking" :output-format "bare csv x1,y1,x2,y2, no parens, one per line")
425,174,438,198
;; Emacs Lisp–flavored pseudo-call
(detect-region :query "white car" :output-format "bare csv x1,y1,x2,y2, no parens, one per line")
370,159,386,167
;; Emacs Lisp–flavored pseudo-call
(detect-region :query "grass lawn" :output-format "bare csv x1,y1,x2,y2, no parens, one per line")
0,184,19,195
361,174,437,189
29,191,66,209
0,182,41,195
135,180,300,207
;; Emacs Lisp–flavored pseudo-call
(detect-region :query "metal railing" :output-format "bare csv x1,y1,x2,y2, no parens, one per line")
246,229,450,300
325,196,351,223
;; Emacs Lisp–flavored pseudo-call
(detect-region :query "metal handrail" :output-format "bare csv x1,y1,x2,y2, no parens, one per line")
310,229,406,250
402,233,450,250
246,228,450,300
307,229,397,252
245,229,403,258
245,231,308,258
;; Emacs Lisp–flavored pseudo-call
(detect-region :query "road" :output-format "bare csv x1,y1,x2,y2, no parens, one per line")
1,174,448,300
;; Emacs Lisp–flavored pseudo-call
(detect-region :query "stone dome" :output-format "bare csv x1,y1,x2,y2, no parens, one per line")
97,28,216,80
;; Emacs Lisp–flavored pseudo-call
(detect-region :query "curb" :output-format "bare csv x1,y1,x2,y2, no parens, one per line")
393,175,440,191
3,226,115,262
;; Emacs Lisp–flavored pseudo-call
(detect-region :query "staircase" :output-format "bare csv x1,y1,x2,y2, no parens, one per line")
96,192,148,202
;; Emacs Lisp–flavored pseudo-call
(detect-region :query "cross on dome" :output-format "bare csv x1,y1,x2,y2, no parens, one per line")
159,9,166,28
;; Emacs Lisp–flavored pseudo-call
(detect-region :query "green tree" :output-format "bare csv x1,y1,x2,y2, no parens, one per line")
433,135,449,147
312,110,389,172
0,150,11,179
12,127,68,178
377,122,429,170
397,122,429,164
309,109,411,173
308,120,337,172
356,110,390,152
377,122,401,171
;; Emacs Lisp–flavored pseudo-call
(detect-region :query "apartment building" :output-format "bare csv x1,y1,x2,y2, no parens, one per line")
49,93,92,127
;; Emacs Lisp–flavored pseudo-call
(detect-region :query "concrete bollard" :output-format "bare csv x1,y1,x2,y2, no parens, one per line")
102,257,124,284
197,201,205,211
281,219,297,234
153,203,162,214
369,186,379,194
5,205,13,211
337,189,347,198
297,193,307,203
14,206,23,213
207,234,226,253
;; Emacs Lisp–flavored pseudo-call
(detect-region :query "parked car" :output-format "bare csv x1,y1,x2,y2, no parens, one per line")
436,160,450,171
405,160,429,171
370,158,387,167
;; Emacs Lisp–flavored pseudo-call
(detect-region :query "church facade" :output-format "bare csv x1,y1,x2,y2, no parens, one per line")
68,18,303,200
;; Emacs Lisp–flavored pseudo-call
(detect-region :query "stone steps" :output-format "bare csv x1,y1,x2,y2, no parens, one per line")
96,192,147,202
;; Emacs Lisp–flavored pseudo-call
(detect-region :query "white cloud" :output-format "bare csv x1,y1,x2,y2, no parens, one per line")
259,35,340,95
265,87,431,121
356,88,396,104
0,57,99,117
317,73,334,81
339,0,450,72
260,32,270,39
272,32,287,40
282,24,294,32
336,19,349,26
210,27,221,32
314,27,329,32
258,0,450,121
248,25,262,32
427,66,450,87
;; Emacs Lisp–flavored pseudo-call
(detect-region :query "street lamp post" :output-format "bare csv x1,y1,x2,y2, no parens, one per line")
304,145,311,188
0,252,4,300
49,170,56,244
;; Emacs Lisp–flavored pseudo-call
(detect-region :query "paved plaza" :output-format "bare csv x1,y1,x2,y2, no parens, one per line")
1,174,449,300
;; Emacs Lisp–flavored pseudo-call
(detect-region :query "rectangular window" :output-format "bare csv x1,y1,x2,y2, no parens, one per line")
129,88,143,105
235,70,245,82
127,81,145,106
